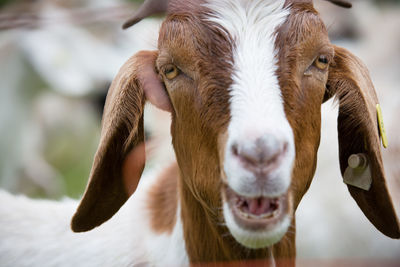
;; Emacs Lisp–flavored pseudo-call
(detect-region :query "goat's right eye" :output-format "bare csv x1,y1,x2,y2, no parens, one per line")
314,55,329,70
164,65,179,80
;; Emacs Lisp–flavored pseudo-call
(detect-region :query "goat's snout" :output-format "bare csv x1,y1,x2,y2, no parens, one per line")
231,134,288,173
222,131,294,249
223,128,294,199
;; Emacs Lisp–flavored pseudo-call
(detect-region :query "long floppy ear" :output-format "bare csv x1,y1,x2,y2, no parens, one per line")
71,51,171,232
326,46,400,238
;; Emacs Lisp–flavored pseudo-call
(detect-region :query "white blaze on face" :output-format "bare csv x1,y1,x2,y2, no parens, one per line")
205,0,295,248
205,0,294,197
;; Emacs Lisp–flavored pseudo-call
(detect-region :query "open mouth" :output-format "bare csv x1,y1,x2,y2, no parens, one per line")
224,186,288,231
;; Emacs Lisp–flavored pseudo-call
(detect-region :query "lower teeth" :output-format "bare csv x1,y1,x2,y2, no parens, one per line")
238,209,277,219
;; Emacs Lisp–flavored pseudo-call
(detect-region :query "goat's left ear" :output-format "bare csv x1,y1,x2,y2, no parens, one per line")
325,45,400,238
71,51,171,232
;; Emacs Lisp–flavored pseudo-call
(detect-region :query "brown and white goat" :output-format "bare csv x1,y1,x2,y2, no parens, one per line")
70,0,400,265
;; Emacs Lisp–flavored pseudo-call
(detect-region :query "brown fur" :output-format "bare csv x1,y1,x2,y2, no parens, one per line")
277,1,331,209
148,164,179,234
72,0,400,265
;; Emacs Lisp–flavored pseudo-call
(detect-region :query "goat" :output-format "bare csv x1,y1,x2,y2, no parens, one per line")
1,0,399,266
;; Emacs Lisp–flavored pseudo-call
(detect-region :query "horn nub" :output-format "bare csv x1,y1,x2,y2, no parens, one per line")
123,0,169,29
324,0,352,8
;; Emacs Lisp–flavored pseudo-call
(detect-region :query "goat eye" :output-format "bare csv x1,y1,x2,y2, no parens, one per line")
314,55,329,70
164,65,179,80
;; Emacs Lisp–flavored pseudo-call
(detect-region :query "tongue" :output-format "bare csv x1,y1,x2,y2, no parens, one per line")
248,198,271,216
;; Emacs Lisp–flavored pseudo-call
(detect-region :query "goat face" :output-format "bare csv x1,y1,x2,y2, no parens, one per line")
155,0,334,249
71,0,400,259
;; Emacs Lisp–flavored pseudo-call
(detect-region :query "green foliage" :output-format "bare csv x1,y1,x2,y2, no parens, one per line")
44,112,100,199
0,0,13,8
125,0,144,3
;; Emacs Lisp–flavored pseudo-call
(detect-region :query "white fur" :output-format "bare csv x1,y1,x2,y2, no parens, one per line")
205,0,295,248
0,169,188,267
144,204,188,266
223,202,291,249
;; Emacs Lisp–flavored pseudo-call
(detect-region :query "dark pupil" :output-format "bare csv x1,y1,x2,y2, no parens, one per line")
318,56,328,64
166,66,175,74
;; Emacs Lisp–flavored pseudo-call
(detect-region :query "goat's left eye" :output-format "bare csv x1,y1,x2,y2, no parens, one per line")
314,55,329,70
164,65,180,80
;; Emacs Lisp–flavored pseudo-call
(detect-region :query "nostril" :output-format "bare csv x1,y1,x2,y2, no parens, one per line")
282,142,289,155
232,142,239,157
232,135,288,169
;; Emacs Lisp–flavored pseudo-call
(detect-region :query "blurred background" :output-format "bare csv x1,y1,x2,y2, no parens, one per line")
0,0,399,264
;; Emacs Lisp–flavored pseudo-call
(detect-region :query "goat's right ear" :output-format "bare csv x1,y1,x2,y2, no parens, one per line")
326,46,400,239
71,51,171,232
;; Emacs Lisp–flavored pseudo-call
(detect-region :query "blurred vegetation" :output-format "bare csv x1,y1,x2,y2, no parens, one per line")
44,107,99,199
0,0,144,9
0,0,11,8
0,0,159,200
373,0,400,3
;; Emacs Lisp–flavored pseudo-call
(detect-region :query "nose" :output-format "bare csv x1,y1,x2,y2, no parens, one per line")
232,134,288,170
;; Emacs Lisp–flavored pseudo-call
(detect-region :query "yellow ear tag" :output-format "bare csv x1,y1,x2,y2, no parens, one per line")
376,104,388,148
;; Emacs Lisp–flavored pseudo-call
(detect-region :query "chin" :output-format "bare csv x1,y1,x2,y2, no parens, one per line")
222,186,292,249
